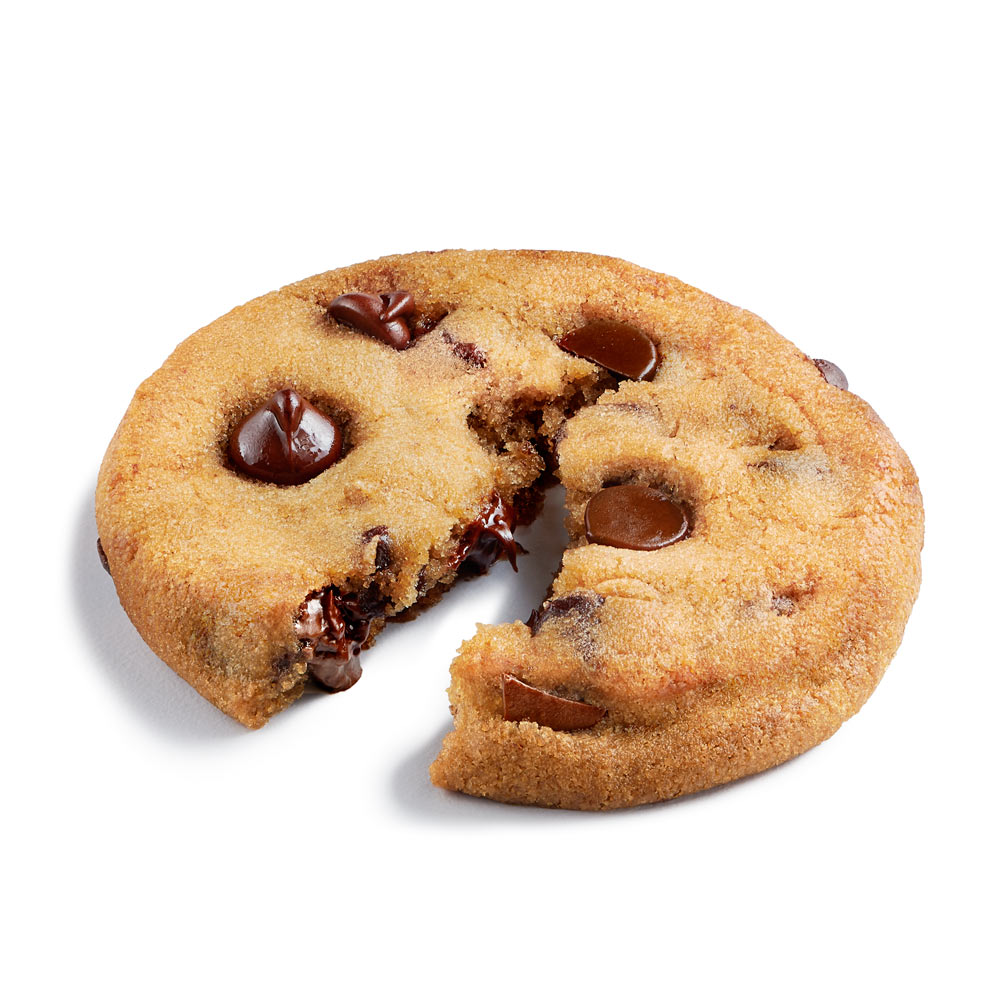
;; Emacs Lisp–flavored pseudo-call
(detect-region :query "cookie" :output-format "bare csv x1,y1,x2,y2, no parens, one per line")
96,250,923,808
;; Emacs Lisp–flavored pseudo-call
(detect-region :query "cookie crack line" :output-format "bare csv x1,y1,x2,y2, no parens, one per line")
96,250,923,809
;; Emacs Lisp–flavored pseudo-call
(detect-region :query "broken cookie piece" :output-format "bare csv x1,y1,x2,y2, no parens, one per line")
97,250,922,809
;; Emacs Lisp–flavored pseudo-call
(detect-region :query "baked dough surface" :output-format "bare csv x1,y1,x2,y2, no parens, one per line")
96,251,923,808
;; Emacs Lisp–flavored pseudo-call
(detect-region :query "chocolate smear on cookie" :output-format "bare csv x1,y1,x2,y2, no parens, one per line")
812,358,849,390
295,585,387,692
229,389,342,486
328,291,417,350
557,320,659,380
585,484,689,550
451,493,519,575
502,674,606,730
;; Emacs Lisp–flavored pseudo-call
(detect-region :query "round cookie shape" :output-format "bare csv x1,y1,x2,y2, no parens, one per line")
97,250,923,809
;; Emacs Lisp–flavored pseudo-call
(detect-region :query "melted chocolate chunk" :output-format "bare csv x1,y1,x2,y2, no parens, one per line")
229,389,342,486
585,484,689,550
813,358,849,390
328,291,417,350
451,493,519,575
97,538,110,574
527,592,605,636
294,585,386,692
502,674,606,730
441,331,487,368
557,320,659,380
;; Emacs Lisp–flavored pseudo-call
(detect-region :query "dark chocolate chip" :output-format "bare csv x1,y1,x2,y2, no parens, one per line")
441,331,487,368
229,389,343,486
97,538,110,574
328,291,417,350
502,674,606,730
813,358,849,390
451,493,519,575
584,484,689,550
361,525,392,571
557,320,659,380
527,592,605,636
295,585,386,692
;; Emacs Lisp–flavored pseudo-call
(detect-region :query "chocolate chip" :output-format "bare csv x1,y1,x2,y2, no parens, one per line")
328,291,417,350
441,331,487,368
451,493,519,575
557,320,659,380
294,585,386,692
527,592,605,636
502,674,606,730
360,525,392,571
97,538,110,574
813,358,849,390
584,484,689,550
229,389,343,486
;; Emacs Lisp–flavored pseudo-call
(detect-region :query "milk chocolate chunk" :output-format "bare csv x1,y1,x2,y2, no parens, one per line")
229,389,343,486
502,674,606,730
813,358,849,390
557,320,659,380
451,493,519,575
585,484,689,550
328,291,416,350
295,585,385,692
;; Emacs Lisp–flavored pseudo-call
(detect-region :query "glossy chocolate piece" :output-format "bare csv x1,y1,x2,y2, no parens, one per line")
813,358,849,390
557,320,659,380
527,592,604,636
584,484,689,550
229,389,342,486
295,585,386,692
328,291,417,350
97,538,110,574
502,674,606,730
451,493,519,575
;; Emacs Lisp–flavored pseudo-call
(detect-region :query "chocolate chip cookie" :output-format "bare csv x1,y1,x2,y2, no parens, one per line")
96,250,923,808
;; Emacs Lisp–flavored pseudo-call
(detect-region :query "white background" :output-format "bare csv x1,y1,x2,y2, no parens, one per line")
3,2,997,997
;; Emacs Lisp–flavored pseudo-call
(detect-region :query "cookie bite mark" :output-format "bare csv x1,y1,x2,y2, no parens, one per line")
451,493,519,575
228,389,343,486
557,320,659,381
502,674,606,730
584,484,690,550
327,291,417,350
294,585,387,692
